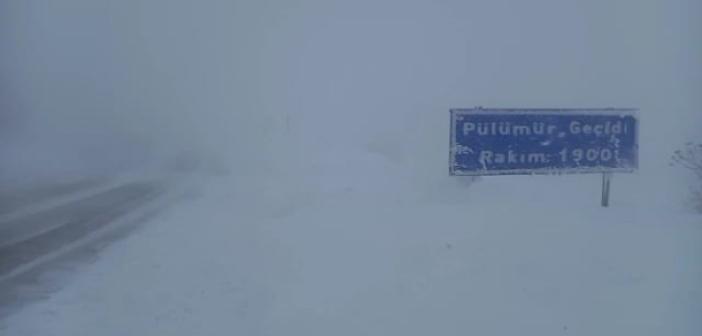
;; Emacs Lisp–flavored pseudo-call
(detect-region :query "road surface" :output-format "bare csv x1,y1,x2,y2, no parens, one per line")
0,178,170,318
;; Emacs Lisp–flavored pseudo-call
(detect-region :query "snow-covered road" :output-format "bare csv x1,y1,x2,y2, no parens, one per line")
2,173,700,335
0,178,172,319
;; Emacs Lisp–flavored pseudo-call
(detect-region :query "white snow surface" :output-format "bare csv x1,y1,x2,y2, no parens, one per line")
2,167,701,336
2,0,701,334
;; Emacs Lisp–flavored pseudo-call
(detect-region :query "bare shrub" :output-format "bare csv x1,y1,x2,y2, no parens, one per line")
671,142,702,212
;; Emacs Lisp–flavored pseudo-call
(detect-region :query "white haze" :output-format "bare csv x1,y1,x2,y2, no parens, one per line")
1,0,700,194
1,1,702,335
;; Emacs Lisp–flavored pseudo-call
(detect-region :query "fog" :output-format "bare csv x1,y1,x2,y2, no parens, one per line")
2,0,700,192
2,1,702,334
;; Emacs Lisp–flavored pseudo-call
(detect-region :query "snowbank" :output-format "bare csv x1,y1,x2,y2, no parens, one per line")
3,167,700,335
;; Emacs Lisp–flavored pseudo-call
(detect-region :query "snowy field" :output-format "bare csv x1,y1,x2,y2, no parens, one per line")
2,0,700,335
2,168,700,335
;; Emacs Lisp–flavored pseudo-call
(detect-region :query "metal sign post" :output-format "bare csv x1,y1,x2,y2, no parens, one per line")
601,173,612,207
449,108,639,207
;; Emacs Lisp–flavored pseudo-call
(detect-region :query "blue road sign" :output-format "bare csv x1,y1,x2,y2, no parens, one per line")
449,108,639,176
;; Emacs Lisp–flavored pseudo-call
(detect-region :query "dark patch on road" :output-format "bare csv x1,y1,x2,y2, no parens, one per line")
0,180,171,320
0,179,105,216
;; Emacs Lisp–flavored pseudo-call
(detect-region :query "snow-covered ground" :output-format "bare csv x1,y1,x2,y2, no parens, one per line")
2,1,700,335
2,165,700,335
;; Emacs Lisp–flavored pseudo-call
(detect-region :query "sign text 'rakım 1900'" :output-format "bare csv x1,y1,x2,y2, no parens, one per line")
449,108,639,176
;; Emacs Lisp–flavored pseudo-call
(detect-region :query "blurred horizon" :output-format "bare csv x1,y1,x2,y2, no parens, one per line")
1,0,700,197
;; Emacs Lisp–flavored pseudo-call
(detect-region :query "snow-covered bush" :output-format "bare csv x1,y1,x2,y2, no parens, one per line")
671,142,702,212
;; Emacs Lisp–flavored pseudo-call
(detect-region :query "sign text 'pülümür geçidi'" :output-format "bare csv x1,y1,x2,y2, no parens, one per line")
459,120,631,166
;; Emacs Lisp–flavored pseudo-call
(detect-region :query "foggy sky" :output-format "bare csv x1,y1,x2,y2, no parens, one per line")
1,0,700,188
